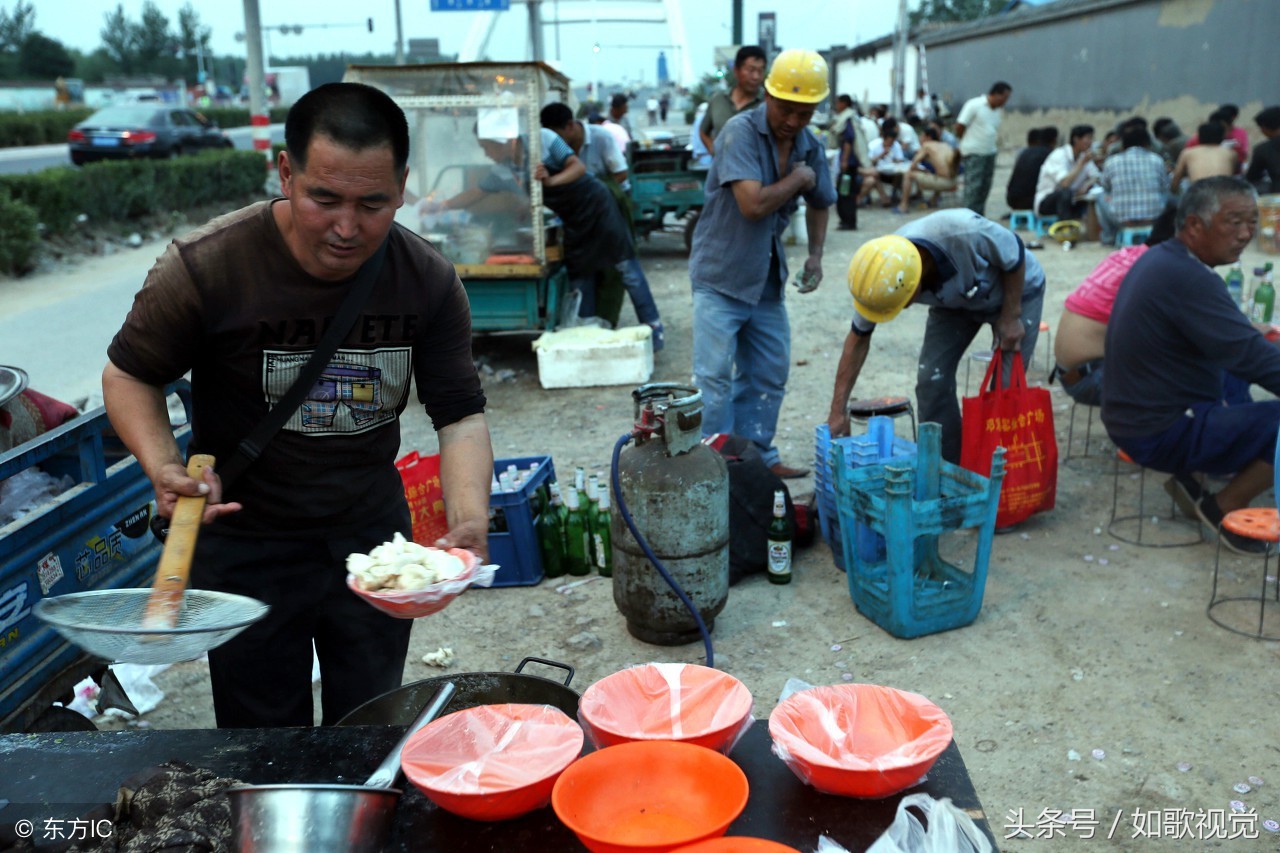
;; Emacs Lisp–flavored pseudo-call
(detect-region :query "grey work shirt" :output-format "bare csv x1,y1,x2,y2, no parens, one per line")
851,209,1046,333
700,89,762,142
579,122,629,190
689,104,835,305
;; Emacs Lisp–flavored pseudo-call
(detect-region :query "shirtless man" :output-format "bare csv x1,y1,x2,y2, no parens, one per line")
1171,122,1237,193
896,126,959,213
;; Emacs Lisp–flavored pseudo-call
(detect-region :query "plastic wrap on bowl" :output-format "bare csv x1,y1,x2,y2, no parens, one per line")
402,703,584,821
768,683,953,798
346,548,493,619
578,662,754,754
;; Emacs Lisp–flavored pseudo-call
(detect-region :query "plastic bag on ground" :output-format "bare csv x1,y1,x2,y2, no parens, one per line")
578,662,755,753
866,793,992,853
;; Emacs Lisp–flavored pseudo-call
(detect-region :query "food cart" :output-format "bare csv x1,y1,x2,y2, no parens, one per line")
343,62,571,333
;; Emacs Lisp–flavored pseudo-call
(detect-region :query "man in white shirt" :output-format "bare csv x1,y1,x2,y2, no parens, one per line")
1034,124,1101,220
954,81,1011,215
855,119,908,208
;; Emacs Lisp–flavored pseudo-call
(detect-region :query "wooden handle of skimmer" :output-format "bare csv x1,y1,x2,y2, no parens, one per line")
141,454,215,630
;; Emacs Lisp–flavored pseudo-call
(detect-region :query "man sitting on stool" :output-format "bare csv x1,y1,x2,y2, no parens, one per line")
1102,177,1279,555
1052,203,1176,405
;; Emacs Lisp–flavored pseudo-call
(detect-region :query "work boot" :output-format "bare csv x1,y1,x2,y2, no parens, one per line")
647,321,665,353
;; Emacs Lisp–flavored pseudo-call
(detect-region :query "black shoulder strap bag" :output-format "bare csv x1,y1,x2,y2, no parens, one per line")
151,236,390,541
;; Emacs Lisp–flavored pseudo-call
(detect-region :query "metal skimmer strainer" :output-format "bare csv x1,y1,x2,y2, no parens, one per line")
34,453,269,665
34,589,269,665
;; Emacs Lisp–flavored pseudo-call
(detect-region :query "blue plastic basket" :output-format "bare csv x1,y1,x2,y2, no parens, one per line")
831,423,1004,639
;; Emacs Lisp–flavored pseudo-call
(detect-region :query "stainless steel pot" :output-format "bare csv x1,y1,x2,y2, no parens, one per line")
227,683,454,852
335,657,578,727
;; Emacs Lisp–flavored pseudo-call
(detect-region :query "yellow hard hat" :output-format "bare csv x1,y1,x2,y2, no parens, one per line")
847,235,923,323
763,49,830,104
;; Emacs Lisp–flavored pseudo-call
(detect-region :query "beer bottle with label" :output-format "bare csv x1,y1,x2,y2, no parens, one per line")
537,488,566,579
564,488,591,576
766,490,792,585
593,487,614,578
1254,264,1275,324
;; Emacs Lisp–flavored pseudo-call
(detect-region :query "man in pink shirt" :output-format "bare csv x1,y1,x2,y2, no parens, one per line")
1184,105,1249,169
1052,205,1176,404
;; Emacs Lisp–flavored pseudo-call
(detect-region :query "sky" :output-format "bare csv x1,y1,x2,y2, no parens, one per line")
27,0,909,88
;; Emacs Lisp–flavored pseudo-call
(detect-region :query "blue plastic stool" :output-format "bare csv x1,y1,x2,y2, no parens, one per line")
1119,225,1152,246
815,419,915,572
832,422,1005,639
1009,210,1036,232
1035,214,1059,236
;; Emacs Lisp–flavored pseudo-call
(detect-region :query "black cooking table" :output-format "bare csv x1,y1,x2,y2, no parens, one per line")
0,724,998,850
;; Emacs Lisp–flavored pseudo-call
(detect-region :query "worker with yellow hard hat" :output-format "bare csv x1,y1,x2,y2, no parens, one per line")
689,48,836,479
827,209,1047,463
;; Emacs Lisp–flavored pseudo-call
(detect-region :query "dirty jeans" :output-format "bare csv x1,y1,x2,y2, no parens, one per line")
692,286,790,467
915,287,1044,463
572,257,660,324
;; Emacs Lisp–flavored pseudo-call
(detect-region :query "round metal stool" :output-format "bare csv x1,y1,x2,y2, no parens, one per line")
1107,450,1203,547
847,396,916,441
1207,508,1280,640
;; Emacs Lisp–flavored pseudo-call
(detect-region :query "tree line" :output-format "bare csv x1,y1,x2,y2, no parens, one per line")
0,1,396,92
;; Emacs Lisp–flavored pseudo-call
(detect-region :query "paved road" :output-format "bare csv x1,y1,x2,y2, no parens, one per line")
0,124,286,175
0,241,163,405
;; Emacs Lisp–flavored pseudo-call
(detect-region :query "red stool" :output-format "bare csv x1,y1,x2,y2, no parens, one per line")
1108,450,1203,547
1207,508,1280,640
846,396,916,442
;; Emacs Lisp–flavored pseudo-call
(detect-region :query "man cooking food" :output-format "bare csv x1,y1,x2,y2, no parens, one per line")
102,83,494,728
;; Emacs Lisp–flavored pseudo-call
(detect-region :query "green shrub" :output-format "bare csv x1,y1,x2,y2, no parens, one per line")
0,191,40,275
0,149,265,275
0,108,93,147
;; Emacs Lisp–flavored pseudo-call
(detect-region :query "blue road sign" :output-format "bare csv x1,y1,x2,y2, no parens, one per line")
431,0,510,10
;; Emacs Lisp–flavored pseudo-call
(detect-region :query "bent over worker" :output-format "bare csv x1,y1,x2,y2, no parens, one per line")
827,209,1046,464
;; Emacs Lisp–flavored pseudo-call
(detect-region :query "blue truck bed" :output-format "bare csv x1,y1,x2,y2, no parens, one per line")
0,383,191,732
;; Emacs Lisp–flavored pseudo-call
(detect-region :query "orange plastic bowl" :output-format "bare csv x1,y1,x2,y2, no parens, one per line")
672,838,800,852
345,547,480,619
552,741,749,853
579,663,754,753
768,683,953,799
402,703,584,821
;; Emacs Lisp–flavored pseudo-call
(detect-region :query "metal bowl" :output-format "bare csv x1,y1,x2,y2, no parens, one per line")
227,783,400,853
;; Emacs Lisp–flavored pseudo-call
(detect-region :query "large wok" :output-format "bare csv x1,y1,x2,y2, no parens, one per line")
336,656,579,726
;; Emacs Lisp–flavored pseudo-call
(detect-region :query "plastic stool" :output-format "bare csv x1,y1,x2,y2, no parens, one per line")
832,422,1005,639
847,396,917,441
1035,214,1059,236
1207,509,1280,640
1009,210,1036,232
1119,225,1152,247
1108,450,1203,547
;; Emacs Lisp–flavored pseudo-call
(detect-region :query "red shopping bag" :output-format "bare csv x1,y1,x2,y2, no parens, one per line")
396,451,450,546
960,351,1057,527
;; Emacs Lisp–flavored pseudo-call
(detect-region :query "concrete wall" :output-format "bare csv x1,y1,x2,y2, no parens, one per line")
919,0,1279,149
832,45,925,112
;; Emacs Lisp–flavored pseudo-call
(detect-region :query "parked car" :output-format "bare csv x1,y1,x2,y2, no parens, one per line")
67,106,232,166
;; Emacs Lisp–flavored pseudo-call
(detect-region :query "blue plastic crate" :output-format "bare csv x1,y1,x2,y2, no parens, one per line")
486,455,555,587
831,423,1004,639
815,421,915,571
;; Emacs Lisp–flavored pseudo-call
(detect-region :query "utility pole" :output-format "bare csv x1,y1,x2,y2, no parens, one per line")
732,0,742,46
528,0,545,62
242,0,270,165
394,0,405,64
891,0,909,117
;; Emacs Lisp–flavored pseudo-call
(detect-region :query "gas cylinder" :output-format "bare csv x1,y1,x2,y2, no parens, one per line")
611,384,730,645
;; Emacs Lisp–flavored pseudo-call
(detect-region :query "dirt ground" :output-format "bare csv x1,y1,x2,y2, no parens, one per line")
77,155,1280,851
